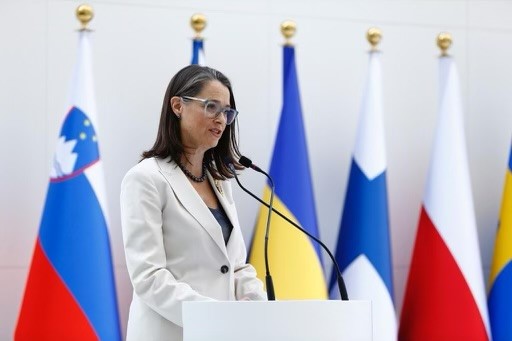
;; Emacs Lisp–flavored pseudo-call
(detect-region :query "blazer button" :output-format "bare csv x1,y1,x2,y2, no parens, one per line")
220,265,229,274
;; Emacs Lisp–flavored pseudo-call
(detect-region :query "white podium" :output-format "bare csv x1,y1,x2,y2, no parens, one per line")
182,300,372,341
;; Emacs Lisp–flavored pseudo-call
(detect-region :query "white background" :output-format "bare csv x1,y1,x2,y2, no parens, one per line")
1,0,512,339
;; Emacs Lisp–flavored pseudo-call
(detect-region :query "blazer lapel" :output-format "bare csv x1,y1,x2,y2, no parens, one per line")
156,158,227,256
209,174,242,261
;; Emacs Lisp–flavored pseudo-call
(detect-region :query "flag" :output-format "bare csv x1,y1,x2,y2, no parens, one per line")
248,45,327,299
488,143,512,341
191,38,205,65
15,30,121,340
399,55,490,340
329,51,396,339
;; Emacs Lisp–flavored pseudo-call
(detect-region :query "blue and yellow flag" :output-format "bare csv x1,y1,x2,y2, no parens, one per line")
248,45,327,299
489,142,512,341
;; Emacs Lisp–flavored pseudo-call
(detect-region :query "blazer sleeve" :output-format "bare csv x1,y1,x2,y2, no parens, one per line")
120,166,215,327
233,260,267,301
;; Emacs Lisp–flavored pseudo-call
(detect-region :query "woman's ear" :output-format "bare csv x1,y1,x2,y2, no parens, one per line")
170,96,182,118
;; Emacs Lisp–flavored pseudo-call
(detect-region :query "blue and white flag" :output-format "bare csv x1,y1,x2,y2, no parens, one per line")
191,38,205,65
329,51,396,340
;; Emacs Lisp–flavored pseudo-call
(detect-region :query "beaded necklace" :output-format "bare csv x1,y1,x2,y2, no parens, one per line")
178,161,207,182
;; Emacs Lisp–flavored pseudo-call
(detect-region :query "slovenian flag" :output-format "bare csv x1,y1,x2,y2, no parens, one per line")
15,30,121,340
399,55,490,340
488,143,512,341
248,45,327,299
191,38,205,65
329,51,396,339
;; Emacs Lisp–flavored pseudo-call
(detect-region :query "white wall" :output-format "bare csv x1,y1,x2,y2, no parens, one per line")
1,0,511,339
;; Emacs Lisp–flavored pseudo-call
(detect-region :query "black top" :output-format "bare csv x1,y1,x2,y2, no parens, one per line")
209,205,233,245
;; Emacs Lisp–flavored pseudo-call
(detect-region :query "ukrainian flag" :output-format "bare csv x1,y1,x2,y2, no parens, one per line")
489,143,512,341
248,45,327,299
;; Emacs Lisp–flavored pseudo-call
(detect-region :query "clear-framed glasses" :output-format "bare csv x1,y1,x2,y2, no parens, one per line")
181,96,238,125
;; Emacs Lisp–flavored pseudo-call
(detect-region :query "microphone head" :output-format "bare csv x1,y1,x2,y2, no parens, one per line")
239,156,253,168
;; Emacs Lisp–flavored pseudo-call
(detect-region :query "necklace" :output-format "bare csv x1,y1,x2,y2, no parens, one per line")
178,161,207,182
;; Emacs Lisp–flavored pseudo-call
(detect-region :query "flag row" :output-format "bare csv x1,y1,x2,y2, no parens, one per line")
14,12,511,341
244,27,511,341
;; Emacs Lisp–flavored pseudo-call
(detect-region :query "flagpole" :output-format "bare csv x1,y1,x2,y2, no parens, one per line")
190,13,206,39
367,27,381,52
437,32,452,57
281,20,296,46
76,3,93,31
190,13,206,65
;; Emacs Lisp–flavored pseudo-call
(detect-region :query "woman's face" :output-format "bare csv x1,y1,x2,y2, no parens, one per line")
177,80,231,154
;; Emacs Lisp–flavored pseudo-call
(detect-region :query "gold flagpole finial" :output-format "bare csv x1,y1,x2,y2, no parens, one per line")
281,20,296,46
191,13,207,39
76,4,94,30
437,32,452,56
367,27,382,51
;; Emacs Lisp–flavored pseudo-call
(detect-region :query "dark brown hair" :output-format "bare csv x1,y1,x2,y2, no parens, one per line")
142,64,241,179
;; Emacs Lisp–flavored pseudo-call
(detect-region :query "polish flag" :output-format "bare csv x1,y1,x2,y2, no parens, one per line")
399,55,491,340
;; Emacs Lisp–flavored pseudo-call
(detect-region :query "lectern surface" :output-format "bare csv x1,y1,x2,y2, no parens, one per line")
183,300,372,341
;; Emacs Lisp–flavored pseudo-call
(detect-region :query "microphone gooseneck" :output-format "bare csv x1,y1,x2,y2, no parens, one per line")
238,156,276,299
227,162,276,301
234,156,349,301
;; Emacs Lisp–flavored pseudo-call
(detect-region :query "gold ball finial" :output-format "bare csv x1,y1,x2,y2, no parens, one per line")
437,32,452,56
367,27,382,50
191,13,207,39
281,20,297,46
76,4,94,30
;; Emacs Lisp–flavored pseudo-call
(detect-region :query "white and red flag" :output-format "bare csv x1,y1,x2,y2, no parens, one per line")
399,55,491,340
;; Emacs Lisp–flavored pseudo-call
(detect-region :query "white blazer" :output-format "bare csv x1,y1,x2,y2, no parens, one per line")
120,157,266,341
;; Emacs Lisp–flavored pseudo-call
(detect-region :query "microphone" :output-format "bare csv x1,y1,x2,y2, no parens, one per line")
227,160,276,301
239,155,265,173
233,156,349,301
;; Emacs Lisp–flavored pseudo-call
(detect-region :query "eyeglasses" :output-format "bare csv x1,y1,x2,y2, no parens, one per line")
181,96,238,125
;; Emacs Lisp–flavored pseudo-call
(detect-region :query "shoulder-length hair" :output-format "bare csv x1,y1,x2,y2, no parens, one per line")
142,65,242,179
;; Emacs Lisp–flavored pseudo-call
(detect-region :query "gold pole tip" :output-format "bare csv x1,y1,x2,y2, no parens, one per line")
191,13,207,39
76,4,94,30
281,20,297,46
367,27,382,50
437,32,452,56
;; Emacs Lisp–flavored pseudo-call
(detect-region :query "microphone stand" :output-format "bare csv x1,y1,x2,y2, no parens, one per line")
228,163,276,300
263,173,276,301
231,164,349,301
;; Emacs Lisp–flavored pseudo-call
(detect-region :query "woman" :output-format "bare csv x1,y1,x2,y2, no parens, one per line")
120,65,267,341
